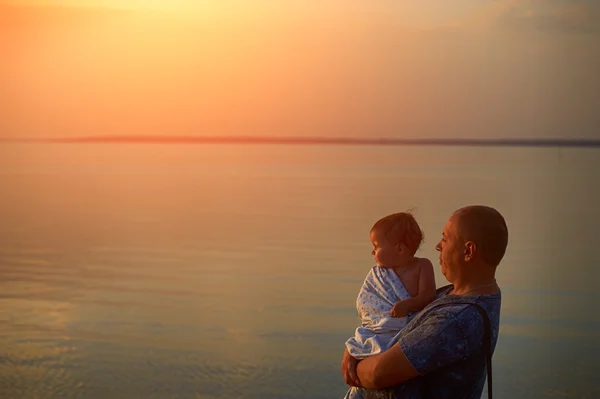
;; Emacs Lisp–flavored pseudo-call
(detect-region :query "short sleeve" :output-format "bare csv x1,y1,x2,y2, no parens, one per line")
397,307,484,376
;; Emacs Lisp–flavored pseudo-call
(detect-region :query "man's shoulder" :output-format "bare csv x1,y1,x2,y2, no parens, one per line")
411,286,502,328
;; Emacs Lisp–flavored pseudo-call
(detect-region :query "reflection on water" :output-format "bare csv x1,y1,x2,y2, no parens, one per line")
1,144,599,398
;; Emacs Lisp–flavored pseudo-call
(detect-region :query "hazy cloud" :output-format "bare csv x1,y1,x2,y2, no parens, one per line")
492,0,600,34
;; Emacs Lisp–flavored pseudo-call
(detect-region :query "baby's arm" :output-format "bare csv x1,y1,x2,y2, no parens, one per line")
390,259,437,317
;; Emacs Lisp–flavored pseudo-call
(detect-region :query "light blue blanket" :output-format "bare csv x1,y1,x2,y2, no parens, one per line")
345,266,412,359
344,266,412,399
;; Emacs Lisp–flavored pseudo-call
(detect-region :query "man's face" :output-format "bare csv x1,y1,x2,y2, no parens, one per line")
435,214,464,280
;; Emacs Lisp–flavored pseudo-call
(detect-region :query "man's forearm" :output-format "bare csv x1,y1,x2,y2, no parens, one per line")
356,352,382,389
355,344,420,389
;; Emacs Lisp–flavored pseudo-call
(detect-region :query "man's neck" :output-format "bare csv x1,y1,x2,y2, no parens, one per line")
451,277,498,296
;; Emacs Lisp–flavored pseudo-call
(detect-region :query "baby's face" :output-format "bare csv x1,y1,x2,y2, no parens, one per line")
370,229,402,268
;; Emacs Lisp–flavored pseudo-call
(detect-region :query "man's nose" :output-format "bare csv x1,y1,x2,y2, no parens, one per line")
435,242,441,251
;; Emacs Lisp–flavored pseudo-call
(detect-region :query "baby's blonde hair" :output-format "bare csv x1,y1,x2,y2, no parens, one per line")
371,211,424,255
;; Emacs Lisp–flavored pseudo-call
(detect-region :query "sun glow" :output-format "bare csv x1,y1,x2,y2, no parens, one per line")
2,0,599,141
1,1,197,9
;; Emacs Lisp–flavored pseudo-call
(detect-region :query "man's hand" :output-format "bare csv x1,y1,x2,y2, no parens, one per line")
341,348,362,387
390,300,409,318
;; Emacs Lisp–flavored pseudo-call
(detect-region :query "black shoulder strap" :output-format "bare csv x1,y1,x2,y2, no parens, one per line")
426,302,493,399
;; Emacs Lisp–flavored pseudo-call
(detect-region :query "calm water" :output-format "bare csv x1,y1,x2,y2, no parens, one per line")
0,144,598,399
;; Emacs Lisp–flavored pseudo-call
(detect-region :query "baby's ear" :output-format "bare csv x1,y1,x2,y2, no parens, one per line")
396,243,406,253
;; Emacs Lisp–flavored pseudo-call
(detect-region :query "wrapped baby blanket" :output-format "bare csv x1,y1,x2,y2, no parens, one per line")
343,266,413,399
345,266,412,359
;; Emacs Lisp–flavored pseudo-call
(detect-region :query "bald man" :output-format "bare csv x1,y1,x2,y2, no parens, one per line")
341,205,508,399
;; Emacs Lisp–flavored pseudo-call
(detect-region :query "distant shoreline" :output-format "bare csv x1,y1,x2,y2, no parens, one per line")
1,136,600,148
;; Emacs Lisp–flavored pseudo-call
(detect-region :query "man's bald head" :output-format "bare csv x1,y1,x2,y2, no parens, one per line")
453,205,508,267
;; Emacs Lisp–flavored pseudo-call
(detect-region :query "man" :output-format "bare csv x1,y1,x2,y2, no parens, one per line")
341,205,508,398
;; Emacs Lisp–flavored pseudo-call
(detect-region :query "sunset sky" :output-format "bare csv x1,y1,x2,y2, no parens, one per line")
2,0,599,140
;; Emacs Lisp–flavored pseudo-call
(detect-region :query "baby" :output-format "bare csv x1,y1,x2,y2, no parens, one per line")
344,212,437,398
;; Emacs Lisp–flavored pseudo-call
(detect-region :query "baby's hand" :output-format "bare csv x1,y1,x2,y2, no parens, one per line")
390,301,408,318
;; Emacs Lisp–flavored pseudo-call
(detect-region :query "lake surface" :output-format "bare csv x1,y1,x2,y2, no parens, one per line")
0,143,598,398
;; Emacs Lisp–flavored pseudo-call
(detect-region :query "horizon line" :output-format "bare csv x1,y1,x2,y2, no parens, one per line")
1,136,600,148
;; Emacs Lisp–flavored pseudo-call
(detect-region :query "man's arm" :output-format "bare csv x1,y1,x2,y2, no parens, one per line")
357,306,477,390
391,260,437,317
355,344,420,389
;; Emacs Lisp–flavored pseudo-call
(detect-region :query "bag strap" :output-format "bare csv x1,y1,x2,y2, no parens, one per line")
426,302,493,399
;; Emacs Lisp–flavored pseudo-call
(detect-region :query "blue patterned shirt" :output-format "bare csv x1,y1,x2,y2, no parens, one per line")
354,285,502,399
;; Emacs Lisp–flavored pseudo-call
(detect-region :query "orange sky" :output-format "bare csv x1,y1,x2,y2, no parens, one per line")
1,1,599,139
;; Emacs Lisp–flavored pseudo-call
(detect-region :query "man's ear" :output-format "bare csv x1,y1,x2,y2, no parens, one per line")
464,241,476,261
